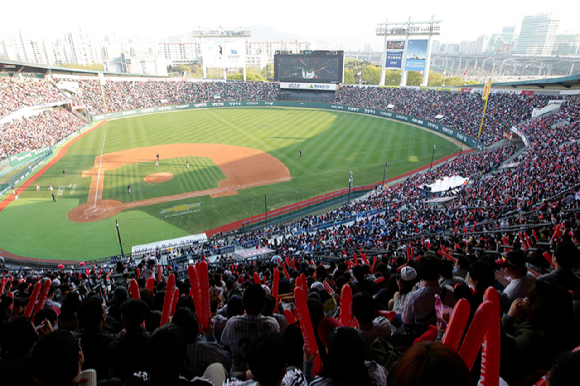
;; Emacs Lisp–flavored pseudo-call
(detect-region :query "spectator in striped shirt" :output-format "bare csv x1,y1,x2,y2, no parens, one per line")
221,284,280,372
352,292,392,350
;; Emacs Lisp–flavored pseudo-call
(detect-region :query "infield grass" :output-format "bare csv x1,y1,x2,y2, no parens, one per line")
0,107,460,261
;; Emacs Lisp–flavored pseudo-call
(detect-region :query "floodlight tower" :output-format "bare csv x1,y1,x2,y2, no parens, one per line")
376,16,441,87
192,26,251,80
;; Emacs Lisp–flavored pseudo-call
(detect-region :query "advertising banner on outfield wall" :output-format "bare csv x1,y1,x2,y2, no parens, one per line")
405,40,428,72
91,100,484,151
9,146,52,168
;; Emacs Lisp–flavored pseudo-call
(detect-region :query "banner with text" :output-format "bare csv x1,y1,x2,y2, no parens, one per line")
405,40,428,72
202,40,224,68
279,82,337,90
386,41,405,69
224,41,244,68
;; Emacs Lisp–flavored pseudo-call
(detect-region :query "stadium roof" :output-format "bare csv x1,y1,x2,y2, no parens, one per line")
471,74,580,91
0,59,165,78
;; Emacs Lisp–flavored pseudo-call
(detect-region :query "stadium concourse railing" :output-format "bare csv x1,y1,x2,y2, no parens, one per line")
90,100,485,152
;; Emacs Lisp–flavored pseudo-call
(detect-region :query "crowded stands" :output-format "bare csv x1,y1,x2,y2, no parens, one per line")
1,75,580,386
0,109,85,158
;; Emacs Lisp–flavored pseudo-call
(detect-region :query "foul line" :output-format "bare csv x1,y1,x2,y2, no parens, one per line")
94,120,108,208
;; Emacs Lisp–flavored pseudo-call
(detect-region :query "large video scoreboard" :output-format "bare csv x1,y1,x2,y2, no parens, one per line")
274,51,344,84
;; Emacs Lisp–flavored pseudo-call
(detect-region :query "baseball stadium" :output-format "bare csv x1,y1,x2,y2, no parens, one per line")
1,38,580,386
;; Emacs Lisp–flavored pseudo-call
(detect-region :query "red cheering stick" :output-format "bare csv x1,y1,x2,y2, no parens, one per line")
534,377,547,386
196,261,211,330
543,252,555,268
338,284,353,327
351,315,358,328
438,250,456,263
377,310,397,321
170,287,179,317
524,233,533,249
160,273,175,326
481,288,501,386
361,253,369,266
396,263,408,272
323,280,335,295
0,278,7,294
24,281,42,318
253,272,261,285
442,298,470,352
353,252,358,265
146,278,155,292
532,230,540,243
188,265,201,312
518,233,527,250
136,268,141,278
551,227,562,242
157,265,162,283
283,264,290,282
527,268,541,278
284,308,296,325
458,301,493,370
34,279,52,316
85,268,90,277
406,246,411,261
272,269,279,304
130,279,140,299
294,286,318,355
300,273,308,294
502,236,509,246
372,256,377,269
374,276,385,284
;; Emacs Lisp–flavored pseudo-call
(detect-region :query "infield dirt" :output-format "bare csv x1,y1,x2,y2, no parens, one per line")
68,143,290,223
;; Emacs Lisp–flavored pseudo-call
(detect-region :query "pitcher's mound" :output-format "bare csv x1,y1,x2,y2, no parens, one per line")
144,172,173,183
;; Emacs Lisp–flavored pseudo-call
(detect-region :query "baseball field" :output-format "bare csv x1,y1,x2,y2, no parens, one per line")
0,107,461,262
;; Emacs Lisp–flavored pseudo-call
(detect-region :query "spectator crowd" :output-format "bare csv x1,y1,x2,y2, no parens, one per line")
2,74,580,386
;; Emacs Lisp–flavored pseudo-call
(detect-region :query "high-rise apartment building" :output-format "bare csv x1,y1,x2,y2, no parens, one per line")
516,13,560,56
67,31,102,65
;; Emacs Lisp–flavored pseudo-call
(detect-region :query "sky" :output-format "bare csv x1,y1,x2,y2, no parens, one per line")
0,0,577,45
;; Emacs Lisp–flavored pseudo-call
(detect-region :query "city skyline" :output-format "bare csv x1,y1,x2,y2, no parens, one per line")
0,0,578,49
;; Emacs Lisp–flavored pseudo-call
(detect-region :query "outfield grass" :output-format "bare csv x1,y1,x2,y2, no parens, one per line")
0,107,460,261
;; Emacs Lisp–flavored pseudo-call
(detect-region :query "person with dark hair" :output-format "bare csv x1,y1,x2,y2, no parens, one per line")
353,265,379,295
109,299,150,382
30,330,84,386
546,349,580,386
393,341,475,386
107,285,128,324
263,295,289,332
466,260,496,323
308,319,388,386
495,250,536,310
126,324,213,386
0,316,39,386
171,307,232,379
221,284,280,372
538,242,580,290
501,281,580,382
74,296,114,381
400,256,456,326
226,333,305,386
352,292,392,349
